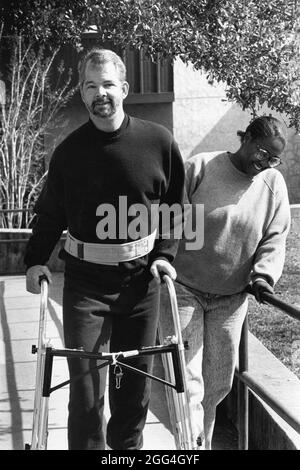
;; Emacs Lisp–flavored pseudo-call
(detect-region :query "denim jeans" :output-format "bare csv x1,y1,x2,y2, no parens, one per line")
160,281,248,449
63,267,160,450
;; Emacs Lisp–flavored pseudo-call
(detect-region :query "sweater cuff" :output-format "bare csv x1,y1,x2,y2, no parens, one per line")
251,275,272,286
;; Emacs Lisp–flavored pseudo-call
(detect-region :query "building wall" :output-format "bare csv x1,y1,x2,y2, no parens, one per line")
173,59,300,204
124,102,173,132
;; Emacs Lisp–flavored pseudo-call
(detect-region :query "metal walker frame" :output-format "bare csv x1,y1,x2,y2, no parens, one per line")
26,275,193,450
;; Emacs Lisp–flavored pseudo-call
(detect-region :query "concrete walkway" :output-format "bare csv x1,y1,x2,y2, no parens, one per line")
0,273,237,451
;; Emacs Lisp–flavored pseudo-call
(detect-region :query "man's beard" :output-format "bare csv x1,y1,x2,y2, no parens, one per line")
91,99,115,117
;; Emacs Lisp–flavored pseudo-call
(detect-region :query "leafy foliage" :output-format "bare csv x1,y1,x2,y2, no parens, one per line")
174,1,300,130
1,0,300,130
0,0,89,49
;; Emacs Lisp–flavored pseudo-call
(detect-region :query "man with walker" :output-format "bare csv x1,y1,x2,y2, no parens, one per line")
25,48,185,450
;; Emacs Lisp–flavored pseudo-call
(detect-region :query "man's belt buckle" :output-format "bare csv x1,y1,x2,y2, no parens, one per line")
135,238,148,257
77,242,84,259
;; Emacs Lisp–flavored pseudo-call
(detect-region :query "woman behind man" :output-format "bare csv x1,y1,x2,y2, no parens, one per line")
161,115,291,449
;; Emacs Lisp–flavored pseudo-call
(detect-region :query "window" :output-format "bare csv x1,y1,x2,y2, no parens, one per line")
122,47,174,103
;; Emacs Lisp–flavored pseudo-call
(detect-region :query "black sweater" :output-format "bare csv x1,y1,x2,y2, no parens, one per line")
24,115,185,275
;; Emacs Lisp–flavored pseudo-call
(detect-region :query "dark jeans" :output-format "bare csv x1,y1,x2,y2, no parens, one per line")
62,267,160,450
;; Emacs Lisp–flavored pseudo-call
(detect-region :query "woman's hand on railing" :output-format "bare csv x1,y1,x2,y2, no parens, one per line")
251,280,274,303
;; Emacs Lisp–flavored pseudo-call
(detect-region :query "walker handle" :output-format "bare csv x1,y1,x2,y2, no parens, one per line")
39,274,49,285
162,273,173,284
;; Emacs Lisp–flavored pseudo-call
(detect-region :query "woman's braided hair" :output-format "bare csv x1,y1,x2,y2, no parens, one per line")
237,116,287,146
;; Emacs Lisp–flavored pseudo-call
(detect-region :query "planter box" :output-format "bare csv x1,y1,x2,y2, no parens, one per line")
0,229,66,274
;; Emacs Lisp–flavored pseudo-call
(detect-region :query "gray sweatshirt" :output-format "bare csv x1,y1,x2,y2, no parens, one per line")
175,151,291,295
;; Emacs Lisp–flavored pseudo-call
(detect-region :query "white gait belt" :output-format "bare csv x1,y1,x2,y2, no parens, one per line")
64,230,157,265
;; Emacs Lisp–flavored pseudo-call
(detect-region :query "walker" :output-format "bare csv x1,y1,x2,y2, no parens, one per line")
25,274,193,450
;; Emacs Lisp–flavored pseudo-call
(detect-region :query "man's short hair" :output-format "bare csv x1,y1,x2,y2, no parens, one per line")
78,49,126,86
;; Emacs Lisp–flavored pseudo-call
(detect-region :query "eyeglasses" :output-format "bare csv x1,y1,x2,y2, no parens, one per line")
255,147,282,168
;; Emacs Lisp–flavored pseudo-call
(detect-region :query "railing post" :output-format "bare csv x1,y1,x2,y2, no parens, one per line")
238,314,249,449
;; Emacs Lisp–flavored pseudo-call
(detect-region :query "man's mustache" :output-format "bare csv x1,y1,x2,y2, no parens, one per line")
92,99,110,106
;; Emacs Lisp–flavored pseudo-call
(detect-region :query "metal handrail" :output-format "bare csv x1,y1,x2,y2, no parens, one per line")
237,285,300,449
245,285,300,321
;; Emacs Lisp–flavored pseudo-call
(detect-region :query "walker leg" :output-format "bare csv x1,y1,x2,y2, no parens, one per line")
28,278,50,450
158,280,194,451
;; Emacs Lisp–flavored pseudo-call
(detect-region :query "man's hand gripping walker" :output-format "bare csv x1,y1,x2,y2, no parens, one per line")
26,274,193,450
